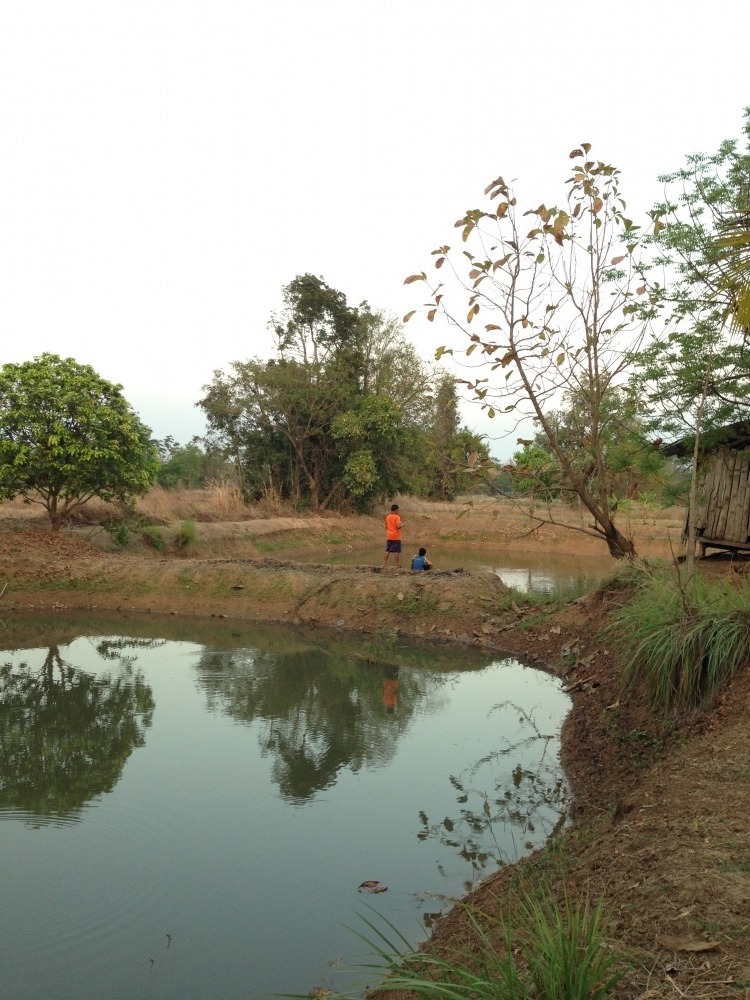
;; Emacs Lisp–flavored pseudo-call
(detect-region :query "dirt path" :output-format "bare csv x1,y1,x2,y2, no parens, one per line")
1,503,749,998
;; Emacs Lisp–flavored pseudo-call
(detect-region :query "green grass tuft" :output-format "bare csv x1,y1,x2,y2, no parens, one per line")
610,565,750,714
286,884,624,1000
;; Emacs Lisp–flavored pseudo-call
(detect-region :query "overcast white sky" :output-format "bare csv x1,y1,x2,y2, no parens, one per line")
0,1,747,460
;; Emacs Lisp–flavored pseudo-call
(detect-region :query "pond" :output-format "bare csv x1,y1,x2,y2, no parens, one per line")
0,615,571,1000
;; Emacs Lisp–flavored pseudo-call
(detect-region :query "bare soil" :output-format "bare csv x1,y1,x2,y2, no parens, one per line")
1,498,749,999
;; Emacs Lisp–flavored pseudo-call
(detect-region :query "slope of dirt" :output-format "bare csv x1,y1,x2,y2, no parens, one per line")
1,502,749,999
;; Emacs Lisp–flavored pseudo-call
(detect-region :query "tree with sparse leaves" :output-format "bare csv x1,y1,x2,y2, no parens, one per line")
405,146,659,557
0,354,158,530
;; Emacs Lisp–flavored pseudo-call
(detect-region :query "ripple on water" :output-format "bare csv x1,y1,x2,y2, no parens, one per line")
0,796,184,964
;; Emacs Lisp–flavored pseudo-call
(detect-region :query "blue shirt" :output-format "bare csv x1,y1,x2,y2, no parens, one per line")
411,554,429,571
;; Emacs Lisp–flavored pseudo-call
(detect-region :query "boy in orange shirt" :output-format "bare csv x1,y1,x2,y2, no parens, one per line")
383,503,403,569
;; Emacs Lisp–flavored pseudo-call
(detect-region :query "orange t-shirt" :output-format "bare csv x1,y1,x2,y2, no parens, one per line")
385,512,402,540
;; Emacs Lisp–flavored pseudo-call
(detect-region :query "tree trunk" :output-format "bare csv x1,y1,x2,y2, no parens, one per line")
602,521,636,559
47,496,63,532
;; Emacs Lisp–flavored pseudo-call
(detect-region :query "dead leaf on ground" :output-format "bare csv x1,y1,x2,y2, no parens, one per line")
561,641,580,657
657,935,721,953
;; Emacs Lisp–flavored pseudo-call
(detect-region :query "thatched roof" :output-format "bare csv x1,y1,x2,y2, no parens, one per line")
662,421,750,458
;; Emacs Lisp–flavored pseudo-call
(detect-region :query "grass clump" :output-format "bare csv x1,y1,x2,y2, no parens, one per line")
331,883,623,1000
140,525,166,553
610,565,750,714
104,519,131,547
173,519,197,552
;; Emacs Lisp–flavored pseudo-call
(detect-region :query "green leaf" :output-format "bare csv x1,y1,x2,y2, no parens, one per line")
403,272,426,285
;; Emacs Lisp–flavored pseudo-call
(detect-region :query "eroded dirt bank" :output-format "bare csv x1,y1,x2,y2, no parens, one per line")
1,510,749,999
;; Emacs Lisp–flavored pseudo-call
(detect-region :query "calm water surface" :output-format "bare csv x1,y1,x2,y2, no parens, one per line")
0,617,570,999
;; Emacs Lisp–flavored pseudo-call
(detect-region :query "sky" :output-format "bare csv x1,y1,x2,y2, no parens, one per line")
0,1,748,461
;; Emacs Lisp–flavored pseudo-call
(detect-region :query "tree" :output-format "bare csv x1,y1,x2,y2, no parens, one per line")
0,354,158,529
200,276,431,510
405,147,656,557
631,112,750,572
154,436,231,489
633,110,750,440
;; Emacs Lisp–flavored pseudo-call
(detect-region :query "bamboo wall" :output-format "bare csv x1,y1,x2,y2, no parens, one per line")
697,446,750,544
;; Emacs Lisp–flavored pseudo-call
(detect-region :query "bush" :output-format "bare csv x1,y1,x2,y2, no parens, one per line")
610,566,750,713
173,520,197,552
140,526,166,553
106,521,131,547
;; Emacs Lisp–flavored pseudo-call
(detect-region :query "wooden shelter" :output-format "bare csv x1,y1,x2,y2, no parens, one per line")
664,422,750,557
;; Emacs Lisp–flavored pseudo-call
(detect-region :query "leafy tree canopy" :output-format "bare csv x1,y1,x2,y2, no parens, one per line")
633,109,750,441
200,275,484,510
0,354,158,529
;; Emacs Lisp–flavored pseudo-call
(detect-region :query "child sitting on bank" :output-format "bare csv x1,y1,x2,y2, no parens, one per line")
410,547,432,572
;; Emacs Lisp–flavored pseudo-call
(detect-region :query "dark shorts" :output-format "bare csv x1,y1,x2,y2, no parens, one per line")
385,540,402,553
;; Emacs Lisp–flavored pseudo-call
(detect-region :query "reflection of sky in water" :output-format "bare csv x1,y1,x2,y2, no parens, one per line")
0,627,570,1000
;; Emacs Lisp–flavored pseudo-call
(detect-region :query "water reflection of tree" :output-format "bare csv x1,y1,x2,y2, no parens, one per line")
0,644,155,820
417,702,569,878
195,645,449,802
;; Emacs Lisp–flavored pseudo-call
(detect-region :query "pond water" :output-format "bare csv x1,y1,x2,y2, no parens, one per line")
0,616,570,1000
297,547,613,595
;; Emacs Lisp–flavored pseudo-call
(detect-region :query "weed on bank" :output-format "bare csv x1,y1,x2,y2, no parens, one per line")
610,563,750,714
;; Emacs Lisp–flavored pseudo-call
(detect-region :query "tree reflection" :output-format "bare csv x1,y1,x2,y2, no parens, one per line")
0,644,155,819
417,702,569,877
195,642,448,801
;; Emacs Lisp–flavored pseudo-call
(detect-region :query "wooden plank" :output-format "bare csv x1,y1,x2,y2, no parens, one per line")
726,449,745,541
707,453,724,538
699,535,750,555
738,452,750,542
702,456,720,535
716,449,734,539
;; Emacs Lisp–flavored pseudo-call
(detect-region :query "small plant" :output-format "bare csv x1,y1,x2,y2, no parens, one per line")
105,520,131,547
141,525,166,553
173,519,197,552
610,566,750,713
328,883,624,1000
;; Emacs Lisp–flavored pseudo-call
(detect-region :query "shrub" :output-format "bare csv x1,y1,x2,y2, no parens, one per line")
173,519,197,552
106,521,131,547
610,566,750,713
140,526,166,553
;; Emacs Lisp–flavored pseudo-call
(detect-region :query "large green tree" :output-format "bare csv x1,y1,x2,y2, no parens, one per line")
200,276,433,510
633,110,750,439
0,354,158,529
405,147,657,557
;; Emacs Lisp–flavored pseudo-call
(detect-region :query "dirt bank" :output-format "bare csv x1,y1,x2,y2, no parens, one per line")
1,501,749,999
